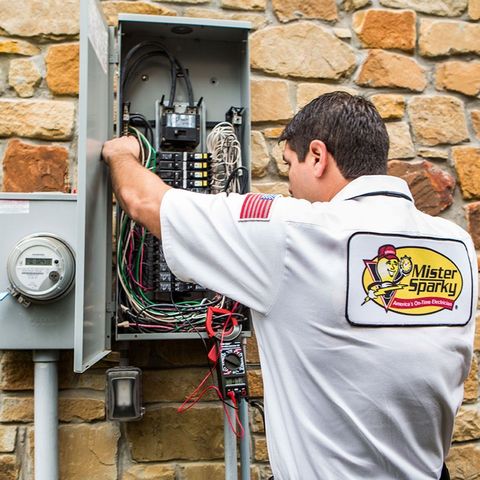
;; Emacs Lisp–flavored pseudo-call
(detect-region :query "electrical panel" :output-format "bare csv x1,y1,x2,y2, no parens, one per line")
114,14,252,342
0,1,251,372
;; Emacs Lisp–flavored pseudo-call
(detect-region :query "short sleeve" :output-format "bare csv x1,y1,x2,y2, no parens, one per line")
160,189,287,314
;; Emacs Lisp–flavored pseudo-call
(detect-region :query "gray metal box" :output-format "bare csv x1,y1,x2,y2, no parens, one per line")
0,193,76,349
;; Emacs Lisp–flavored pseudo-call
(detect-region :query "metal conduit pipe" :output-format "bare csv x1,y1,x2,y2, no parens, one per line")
33,350,59,480
239,396,251,480
224,402,238,480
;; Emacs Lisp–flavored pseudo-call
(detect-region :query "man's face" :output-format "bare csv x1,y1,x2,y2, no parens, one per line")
282,142,318,201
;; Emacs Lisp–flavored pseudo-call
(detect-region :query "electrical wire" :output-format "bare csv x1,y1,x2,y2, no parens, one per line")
207,122,243,194
116,128,247,335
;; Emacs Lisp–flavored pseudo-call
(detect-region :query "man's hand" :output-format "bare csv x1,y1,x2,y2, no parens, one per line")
102,135,140,167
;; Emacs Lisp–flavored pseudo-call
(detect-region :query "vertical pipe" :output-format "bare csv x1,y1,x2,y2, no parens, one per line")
224,403,238,480
239,397,251,480
33,350,59,480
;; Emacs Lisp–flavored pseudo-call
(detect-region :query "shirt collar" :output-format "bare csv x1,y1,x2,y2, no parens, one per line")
331,175,414,203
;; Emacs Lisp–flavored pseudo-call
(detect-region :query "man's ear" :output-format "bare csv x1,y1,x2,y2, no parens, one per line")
309,140,328,178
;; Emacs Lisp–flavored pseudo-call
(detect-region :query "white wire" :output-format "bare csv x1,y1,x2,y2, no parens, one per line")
207,122,242,193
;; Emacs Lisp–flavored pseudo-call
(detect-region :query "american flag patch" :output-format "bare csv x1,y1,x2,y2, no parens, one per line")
239,193,280,221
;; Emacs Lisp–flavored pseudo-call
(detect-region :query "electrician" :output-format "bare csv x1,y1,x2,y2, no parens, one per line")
102,92,477,480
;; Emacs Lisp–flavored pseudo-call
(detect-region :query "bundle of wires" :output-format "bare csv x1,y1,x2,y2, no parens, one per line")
117,128,247,334
120,40,195,128
207,122,246,194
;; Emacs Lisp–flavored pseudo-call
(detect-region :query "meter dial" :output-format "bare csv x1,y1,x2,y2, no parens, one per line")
7,234,75,303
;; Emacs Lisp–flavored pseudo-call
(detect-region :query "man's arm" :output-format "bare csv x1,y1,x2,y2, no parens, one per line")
102,136,171,238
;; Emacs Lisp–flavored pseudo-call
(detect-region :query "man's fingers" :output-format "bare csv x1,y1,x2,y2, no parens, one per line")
102,136,141,165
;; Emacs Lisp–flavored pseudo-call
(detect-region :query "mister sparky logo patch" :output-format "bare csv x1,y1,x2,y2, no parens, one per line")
361,244,463,315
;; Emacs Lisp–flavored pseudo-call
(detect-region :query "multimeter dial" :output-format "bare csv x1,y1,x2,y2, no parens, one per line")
7,234,75,303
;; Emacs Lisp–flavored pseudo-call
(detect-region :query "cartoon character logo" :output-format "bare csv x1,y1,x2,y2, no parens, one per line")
363,244,413,311
361,244,463,315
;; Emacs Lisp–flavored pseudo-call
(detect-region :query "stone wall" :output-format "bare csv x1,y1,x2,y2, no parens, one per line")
0,0,479,479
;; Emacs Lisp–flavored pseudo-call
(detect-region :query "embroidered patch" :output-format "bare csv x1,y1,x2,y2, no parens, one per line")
239,193,280,221
346,233,474,327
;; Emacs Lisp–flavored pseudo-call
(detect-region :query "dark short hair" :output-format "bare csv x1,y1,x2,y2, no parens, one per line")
279,92,389,179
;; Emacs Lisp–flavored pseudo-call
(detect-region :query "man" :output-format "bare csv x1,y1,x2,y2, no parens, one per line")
102,93,477,479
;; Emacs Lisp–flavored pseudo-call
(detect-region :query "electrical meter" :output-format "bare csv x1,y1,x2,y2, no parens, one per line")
7,234,75,307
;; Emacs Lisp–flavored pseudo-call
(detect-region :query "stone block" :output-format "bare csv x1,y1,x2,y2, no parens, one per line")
417,148,448,161
184,8,268,30
59,393,105,422
387,160,455,215
161,0,208,3
333,28,352,39
370,94,405,120
123,463,176,480
379,0,467,16
59,366,107,391
251,181,290,197
0,351,33,390
0,39,39,56
59,423,120,480
247,368,263,397
408,96,468,146
250,404,265,433
46,43,79,96
251,131,270,178
127,405,224,461
470,0,480,18
436,61,480,97
463,356,479,403
8,58,41,98
263,127,284,139
2,139,68,192
472,110,480,140
343,0,371,10
0,426,16,453
353,9,416,51
254,436,269,462
251,79,293,123
296,83,358,110
446,443,480,479
356,50,426,92
271,142,288,177
143,368,217,403
221,0,266,10
102,2,176,26
453,146,480,200
386,122,415,159
246,329,260,364
0,99,75,140
251,23,356,80
177,463,225,480
0,0,79,38
0,396,33,422
465,202,480,249
272,0,337,22
419,19,480,57
0,455,18,480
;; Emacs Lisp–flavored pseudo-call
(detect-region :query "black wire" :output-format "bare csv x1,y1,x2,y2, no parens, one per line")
223,166,249,194
129,113,154,144
250,400,265,430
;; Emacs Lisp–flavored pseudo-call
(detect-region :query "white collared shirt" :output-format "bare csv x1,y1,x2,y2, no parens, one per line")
161,175,477,480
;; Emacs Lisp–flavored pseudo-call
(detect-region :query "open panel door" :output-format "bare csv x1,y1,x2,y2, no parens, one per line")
74,0,113,372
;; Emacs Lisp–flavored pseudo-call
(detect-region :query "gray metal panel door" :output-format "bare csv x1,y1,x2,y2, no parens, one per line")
75,0,112,372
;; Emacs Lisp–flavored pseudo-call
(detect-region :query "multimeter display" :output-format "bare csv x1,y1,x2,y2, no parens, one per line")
25,258,53,266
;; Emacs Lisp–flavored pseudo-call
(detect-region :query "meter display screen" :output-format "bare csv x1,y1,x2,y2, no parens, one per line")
25,258,53,266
